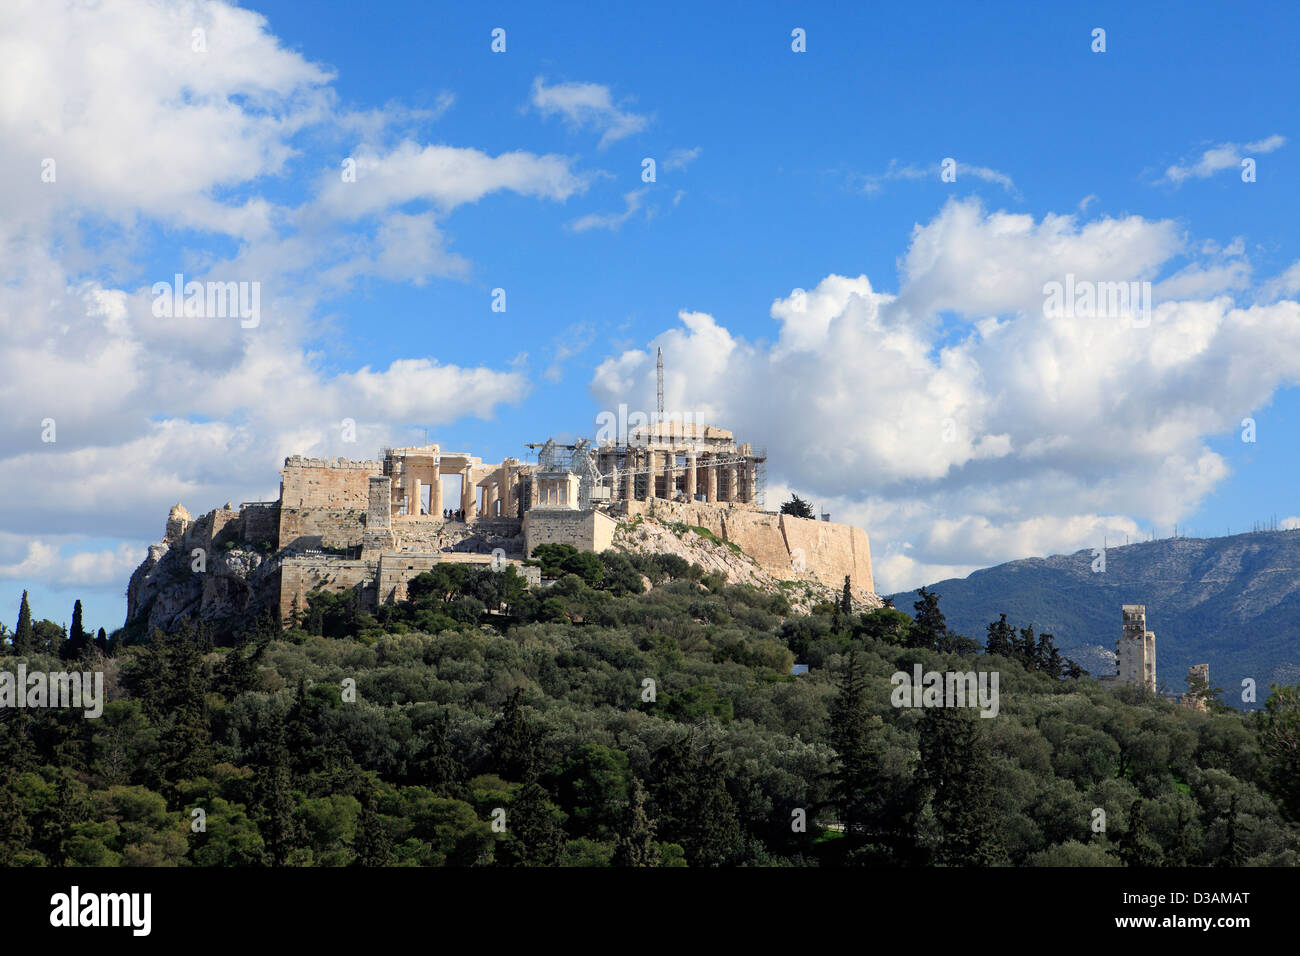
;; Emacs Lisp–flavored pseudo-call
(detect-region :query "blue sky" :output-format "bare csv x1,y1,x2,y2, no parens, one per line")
3,0,1299,634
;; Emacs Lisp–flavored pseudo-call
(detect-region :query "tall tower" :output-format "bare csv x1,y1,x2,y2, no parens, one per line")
1118,604,1157,692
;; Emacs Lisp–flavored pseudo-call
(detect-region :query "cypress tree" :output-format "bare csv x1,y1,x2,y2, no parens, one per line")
14,591,33,655
919,706,1006,866
612,777,659,867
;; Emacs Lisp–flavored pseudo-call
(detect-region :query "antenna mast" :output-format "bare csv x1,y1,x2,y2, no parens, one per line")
656,347,665,422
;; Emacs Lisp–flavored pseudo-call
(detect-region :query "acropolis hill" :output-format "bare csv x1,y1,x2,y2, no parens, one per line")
126,420,877,634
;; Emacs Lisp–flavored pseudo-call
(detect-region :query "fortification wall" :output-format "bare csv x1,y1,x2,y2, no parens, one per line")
778,514,874,593
240,502,280,547
376,552,540,603
607,499,874,593
279,557,376,619
279,459,380,550
523,510,618,557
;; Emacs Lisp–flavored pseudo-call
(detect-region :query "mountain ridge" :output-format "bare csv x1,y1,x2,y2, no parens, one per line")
892,529,1300,706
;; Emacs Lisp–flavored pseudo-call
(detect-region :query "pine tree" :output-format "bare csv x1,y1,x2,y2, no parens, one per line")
255,713,298,866
353,792,392,866
497,781,564,866
648,736,742,866
612,777,659,867
14,591,33,655
830,651,874,841
918,707,1006,866
0,770,32,866
908,587,948,650
984,614,1015,656
94,628,108,654
1017,625,1039,668
489,689,540,781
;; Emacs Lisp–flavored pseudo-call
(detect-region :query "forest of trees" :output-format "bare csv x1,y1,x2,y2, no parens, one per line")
2,556,1298,867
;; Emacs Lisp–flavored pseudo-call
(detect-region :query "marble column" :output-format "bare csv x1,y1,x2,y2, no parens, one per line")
686,452,697,499
706,454,717,503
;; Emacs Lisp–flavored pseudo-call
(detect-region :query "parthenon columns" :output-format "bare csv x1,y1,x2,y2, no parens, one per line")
461,467,476,519
410,477,422,515
686,452,697,499
706,454,717,503
484,483,498,518
662,451,675,499
725,464,737,502
430,460,442,516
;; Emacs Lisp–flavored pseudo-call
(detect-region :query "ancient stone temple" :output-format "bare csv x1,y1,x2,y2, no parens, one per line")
127,419,875,629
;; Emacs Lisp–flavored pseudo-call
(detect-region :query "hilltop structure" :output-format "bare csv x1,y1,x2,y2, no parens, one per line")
126,420,875,632
1099,604,1157,692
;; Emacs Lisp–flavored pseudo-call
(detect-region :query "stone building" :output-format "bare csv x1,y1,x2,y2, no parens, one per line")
127,419,875,629
1099,604,1157,692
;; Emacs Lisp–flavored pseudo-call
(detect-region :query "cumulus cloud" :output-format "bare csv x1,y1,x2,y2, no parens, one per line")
528,77,650,148
591,198,1300,592
0,0,554,604
1161,135,1286,184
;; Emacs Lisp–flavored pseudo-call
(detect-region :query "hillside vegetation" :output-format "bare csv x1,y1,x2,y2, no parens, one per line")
2,549,1298,867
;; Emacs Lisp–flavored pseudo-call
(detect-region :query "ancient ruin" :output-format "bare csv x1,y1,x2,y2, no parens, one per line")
1099,604,1157,692
126,418,875,632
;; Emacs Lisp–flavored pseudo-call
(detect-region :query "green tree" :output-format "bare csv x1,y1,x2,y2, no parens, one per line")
984,614,1015,656
13,590,33,655
612,777,659,867
1258,684,1300,822
353,792,392,866
918,707,1005,865
62,599,90,660
780,494,814,519
648,736,743,866
488,689,540,782
497,781,564,866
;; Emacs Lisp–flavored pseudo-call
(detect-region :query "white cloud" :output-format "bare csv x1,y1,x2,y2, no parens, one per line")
1161,135,1286,184
528,77,650,149
568,188,648,232
858,158,1017,196
662,147,701,172
0,0,553,607
591,198,1300,593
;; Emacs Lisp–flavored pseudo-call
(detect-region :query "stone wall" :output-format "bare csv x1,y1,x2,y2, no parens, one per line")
523,509,618,557
279,458,381,550
608,498,874,593
376,552,540,604
279,556,376,618
240,502,280,547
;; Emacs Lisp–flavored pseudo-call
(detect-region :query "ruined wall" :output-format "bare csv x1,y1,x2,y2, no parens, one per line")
279,557,376,619
240,502,280,547
376,552,541,604
278,457,381,550
523,510,618,557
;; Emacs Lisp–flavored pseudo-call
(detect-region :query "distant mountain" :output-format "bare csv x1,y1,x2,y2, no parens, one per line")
892,530,1300,708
